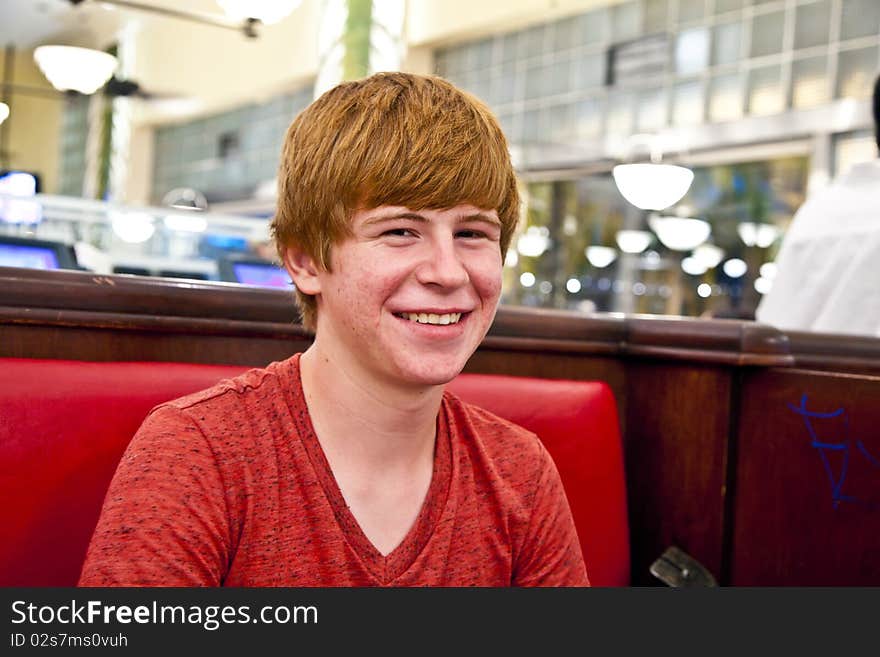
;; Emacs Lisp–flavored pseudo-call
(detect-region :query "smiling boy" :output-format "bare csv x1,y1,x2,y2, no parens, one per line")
79,73,589,586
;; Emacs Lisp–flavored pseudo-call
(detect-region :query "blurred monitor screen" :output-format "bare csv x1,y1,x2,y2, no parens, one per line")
0,236,77,270
232,262,291,289
0,243,59,269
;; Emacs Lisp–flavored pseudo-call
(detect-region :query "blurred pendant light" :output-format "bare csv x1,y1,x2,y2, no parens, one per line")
613,163,694,211
585,245,618,268
612,134,694,211
216,0,301,24
737,222,780,248
692,243,725,269
615,229,653,254
33,46,118,95
648,214,711,251
0,102,9,125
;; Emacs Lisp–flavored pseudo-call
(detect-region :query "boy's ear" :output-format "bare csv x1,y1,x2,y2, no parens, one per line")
282,245,322,295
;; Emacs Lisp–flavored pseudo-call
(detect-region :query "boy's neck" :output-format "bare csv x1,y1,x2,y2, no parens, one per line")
298,344,444,470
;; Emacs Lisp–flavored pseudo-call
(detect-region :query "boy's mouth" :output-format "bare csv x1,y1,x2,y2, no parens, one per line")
393,312,465,325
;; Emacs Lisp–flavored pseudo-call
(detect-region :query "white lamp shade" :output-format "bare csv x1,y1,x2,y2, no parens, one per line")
612,163,694,211
516,226,550,257
722,258,748,278
649,215,711,251
34,46,117,95
681,256,709,276
692,243,725,269
217,0,301,23
615,229,653,254
0,102,8,125
111,212,155,244
585,245,617,268
737,222,780,248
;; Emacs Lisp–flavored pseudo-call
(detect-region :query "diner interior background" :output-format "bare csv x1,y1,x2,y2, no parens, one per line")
0,0,878,321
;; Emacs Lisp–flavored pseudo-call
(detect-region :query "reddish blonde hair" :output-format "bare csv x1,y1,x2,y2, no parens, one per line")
271,72,520,330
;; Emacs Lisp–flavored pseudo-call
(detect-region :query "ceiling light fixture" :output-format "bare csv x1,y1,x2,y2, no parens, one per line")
648,214,711,252
33,45,118,94
615,229,653,254
585,245,618,268
612,134,694,211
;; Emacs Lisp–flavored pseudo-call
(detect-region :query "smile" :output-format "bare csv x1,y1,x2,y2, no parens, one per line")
393,312,464,325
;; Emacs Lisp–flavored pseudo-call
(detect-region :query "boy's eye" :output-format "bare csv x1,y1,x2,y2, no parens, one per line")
382,228,416,237
457,230,486,239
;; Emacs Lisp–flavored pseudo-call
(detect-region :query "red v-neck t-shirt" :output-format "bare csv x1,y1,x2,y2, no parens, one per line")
79,354,589,586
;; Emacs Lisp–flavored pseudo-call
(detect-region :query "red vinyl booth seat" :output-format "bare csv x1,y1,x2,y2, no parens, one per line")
0,358,629,587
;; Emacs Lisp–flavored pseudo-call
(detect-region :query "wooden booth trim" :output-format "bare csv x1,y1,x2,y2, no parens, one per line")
0,267,795,366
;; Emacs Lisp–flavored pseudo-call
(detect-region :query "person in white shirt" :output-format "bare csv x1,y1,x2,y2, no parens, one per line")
756,75,880,337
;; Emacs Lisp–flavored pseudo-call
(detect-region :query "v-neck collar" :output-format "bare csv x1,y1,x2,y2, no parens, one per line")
284,354,453,584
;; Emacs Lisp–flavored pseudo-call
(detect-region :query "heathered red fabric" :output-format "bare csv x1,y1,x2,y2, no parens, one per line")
78,354,589,587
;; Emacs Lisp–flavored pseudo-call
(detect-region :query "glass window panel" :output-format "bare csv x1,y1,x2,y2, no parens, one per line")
522,108,543,143
575,53,606,90
676,27,710,75
748,65,785,115
606,92,635,134
575,98,603,138
472,69,494,104
500,33,519,62
612,1,642,41
472,39,494,70
494,60,518,105
677,0,706,24
708,73,744,121
840,0,880,41
712,21,741,66
791,55,829,108
554,17,579,51
673,80,704,125
525,62,549,99
547,58,571,97
750,10,785,58
637,87,668,130
794,0,830,51
547,103,574,142
836,46,879,99
833,130,877,176
522,25,547,59
714,0,744,14
643,0,669,33
577,7,610,44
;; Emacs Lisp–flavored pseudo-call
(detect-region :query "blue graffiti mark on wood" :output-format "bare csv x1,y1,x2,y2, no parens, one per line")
788,394,880,509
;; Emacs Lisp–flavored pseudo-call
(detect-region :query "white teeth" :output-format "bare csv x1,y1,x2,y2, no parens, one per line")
400,312,462,325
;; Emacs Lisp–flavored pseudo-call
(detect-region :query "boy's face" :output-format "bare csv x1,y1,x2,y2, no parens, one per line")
295,203,504,388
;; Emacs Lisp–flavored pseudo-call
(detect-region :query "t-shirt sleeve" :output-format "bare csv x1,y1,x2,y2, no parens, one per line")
78,405,232,586
512,443,590,587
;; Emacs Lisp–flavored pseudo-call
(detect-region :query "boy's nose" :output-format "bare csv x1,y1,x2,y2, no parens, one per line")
415,239,469,289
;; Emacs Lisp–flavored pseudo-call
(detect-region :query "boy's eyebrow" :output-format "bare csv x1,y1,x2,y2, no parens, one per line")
362,211,501,227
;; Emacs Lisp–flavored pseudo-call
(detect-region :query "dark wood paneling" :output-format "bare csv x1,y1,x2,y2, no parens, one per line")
732,369,880,585
624,362,732,584
787,331,880,375
0,324,309,365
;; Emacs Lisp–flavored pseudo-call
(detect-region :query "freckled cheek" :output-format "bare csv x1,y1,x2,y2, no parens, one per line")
471,263,503,304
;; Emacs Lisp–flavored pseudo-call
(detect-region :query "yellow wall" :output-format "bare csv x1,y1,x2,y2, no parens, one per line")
0,47,63,194
131,0,322,126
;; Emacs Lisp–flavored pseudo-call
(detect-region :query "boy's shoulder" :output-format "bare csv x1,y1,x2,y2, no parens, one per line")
442,388,547,464
152,357,298,431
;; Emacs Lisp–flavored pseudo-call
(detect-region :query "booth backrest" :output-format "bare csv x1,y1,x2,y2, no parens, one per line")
0,357,629,586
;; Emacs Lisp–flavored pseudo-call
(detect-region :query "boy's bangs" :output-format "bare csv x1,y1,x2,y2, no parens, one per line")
359,142,511,216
